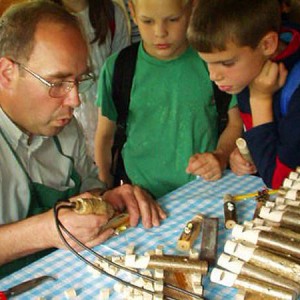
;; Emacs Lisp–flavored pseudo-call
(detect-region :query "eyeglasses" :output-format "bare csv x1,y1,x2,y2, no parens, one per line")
14,61,95,98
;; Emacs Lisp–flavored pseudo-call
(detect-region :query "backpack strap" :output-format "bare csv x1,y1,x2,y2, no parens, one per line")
110,42,140,185
112,42,140,127
212,82,232,135
280,60,300,116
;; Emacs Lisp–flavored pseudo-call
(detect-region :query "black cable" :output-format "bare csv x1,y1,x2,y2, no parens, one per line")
53,202,204,300
54,203,160,297
54,204,156,279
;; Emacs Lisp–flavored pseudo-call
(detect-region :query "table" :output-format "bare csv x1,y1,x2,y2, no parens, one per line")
0,171,266,300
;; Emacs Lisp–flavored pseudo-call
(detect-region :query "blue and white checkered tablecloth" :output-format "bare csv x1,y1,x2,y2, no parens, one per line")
0,171,266,300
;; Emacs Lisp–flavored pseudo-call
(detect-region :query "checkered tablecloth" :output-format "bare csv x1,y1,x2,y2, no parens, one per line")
0,171,266,299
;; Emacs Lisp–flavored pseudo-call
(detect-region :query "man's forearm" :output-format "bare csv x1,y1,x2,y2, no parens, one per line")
0,212,54,266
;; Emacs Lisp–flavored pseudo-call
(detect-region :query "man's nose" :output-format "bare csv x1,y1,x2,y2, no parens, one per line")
63,85,81,108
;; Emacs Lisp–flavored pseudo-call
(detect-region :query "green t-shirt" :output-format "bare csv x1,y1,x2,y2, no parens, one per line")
97,44,237,198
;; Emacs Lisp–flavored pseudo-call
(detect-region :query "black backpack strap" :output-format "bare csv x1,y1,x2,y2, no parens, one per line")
110,42,140,186
212,82,232,135
112,42,140,127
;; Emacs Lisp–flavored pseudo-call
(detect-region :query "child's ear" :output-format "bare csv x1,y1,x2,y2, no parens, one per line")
0,58,17,90
259,31,279,57
128,1,137,25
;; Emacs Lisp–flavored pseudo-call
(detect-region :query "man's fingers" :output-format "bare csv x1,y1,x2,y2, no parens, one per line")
125,199,140,228
133,186,167,228
156,203,167,221
149,201,167,227
133,186,152,228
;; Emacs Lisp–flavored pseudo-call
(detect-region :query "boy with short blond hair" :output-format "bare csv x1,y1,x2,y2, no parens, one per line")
188,0,300,188
95,0,242,198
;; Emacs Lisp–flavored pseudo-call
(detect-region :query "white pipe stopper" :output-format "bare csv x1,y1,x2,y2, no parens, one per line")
232,224,259,244
289,171,300,181
259,206,284,222
293,182,300,189
224,240,255,262
285,189,299,200
283,178,294,188
231,224,245,238
218,253,244,274
284,178,300,189
210,268,237,287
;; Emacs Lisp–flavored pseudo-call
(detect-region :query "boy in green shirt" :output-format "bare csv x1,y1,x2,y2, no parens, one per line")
95,0,242,198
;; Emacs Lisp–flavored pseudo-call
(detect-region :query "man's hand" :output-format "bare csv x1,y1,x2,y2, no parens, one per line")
186,152,223,181
229,147,257,176
103,185,167,229
49,208,114,251
49,191,115,251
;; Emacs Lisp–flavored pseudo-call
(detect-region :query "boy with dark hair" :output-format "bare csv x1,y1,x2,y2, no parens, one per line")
188,0,300,189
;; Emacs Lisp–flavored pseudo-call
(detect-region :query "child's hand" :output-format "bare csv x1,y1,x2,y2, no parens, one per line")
249,60,287,126
229,147,257,176
250,60,287,100
186,152,223,181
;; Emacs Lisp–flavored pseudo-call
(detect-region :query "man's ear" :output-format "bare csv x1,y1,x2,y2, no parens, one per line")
128,1,137,25
0,57,16,89
259,31,279,57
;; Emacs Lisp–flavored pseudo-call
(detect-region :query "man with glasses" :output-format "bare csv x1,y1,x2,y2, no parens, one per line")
12,61,96,99
0,0,166,278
